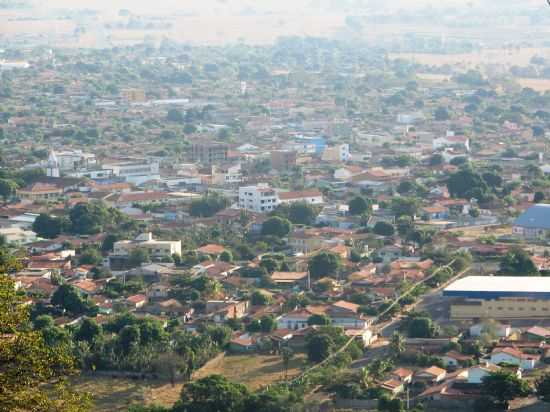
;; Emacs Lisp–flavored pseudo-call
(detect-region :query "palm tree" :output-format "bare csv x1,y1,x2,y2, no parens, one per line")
280,346,294,380
390,332,405,357
360,366,372,389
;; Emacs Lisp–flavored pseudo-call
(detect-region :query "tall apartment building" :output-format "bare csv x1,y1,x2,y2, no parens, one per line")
271,150,297,171
321,144,350,163
238,184,280,213
192,142,229,165
121,88,146,103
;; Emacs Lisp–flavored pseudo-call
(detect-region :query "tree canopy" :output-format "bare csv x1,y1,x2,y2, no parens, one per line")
499,249,539,276
0,273,91,411
174,374,249,412
348,196,371,215
261,216,292,238
308,252,341,279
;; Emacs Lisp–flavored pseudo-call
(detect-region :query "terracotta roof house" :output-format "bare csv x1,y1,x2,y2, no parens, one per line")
72,279,101,296
441,351,474,367
390,367,413,383
270,271,309,288
197,244,226,256
490,347,540,370
415,366,447,383
126,294,148,309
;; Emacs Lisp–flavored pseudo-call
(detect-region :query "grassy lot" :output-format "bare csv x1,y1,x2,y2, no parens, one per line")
192,353,307,390
445,224,512,240
70,375,182,412
70,353,306,410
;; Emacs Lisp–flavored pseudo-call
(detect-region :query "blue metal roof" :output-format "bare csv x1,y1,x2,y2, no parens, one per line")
513,204,550,230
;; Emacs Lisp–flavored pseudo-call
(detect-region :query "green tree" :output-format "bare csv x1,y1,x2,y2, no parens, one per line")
390,332,405,356
407,317,437,338
118,324,141,355
173,374,249,412
391,197,419,218
129,248,150,267
534,191,545,203
307,333,335,362
69,202,118,235
250,290,271,306
101,234,118,252
499,249,539,276
280,347,294,380
51,284,91,315
261,217,292,238
32,213,66,239
33,314,55,330
0,178,17,201
260,315,277,333
434,106,450,121
447,168,489,200
535,373,550,403
74,318,102,345
482,371,530,408
373,221,395,236
167,108,184,122
259,257,280,274
348,196,370,215
287,202,318,225
307,314,331,326
308,252,340,279
219,250,233,262
0,274,91,411
378,396,404,412
190,195,229,218
79,247,103,266
429,154,444,166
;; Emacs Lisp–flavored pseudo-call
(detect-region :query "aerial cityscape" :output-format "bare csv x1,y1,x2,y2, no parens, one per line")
4,1,550,411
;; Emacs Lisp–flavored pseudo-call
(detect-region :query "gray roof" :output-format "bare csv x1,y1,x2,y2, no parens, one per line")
513,204,550,230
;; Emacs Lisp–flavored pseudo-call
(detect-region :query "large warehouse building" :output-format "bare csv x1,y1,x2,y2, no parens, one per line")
443,276,550,319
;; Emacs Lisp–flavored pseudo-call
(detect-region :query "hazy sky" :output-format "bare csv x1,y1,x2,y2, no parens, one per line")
39,0,525,15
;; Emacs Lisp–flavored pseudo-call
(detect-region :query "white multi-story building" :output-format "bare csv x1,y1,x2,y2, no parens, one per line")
212,163,242,186
102,159,160,185
238,184,280,213
112,233,181,258
321,144,350,163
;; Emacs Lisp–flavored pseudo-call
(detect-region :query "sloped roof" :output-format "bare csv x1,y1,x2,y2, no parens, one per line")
514,204,550,230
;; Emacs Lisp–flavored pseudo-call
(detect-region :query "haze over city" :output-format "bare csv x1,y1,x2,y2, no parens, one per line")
3,1,550,412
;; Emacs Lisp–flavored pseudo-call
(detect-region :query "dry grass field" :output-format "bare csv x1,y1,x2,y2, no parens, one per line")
416,73,452,82
192,353,307,390
445,225,512,240
70,353,306,410
518,78,550,92
70,376,183,411
0,12,345,47
390,48,550,68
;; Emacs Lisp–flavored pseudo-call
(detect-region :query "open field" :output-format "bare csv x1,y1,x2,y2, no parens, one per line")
70,376,182,412
518,78,550,92
416,73,452,82
390,48,550,68
445,224,512,240
192,353,307,390
0,12,345,47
